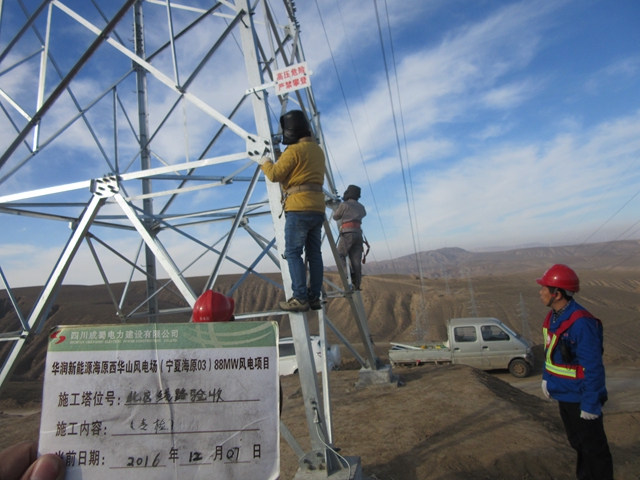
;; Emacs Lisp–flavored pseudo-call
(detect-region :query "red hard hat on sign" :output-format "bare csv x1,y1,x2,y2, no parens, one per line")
536,264,580,293
193,290,235,322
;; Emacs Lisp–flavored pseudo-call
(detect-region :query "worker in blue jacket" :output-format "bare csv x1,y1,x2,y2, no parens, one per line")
537,264,613,480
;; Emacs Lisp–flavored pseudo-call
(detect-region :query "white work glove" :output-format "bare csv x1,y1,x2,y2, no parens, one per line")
541,380,551,400
257,156,271,166
580,411,599,420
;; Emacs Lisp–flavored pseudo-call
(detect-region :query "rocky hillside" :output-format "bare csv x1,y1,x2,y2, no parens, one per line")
362,239,640,276
2,274,640,382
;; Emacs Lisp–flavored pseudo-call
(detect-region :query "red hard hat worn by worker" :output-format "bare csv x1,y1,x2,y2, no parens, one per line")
193,290,235,322
536,264,580,293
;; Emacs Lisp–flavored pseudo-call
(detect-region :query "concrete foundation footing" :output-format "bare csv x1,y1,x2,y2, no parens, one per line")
293,456,363,479
355,364,399,387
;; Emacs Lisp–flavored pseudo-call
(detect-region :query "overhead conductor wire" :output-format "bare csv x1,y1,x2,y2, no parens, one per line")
332,0,399,272
381,0,430,329
574,147,640,263
313,0,402,286
582,188,640,245
330,0,395,273
373,0,430,327
587,186,640,270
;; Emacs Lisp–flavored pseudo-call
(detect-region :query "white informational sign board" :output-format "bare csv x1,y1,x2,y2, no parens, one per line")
38,321,279,480
273,62,311,94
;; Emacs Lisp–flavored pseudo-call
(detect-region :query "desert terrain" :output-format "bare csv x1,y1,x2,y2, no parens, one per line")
1,240,640,479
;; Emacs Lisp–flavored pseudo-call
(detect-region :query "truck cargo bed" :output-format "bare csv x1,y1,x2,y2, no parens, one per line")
389,342,452,366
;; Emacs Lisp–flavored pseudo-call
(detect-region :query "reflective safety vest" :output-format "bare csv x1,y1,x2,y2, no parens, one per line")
543,309,601,380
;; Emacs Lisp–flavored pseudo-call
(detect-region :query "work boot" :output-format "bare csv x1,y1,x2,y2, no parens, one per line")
279,297,309,312
309,296,322,311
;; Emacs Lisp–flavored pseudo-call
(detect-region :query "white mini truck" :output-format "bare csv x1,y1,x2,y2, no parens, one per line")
278,336,341,376
389,317,534,378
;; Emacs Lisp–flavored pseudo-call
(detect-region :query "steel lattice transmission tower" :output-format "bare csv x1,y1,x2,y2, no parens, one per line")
0,0,391,477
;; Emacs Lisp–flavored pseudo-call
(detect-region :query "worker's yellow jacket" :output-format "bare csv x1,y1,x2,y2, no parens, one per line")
260,138,325,213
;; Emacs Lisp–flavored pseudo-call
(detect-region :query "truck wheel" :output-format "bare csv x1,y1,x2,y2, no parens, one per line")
509,359,530,378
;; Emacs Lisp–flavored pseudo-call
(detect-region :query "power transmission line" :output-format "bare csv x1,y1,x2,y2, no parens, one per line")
313,0,401,281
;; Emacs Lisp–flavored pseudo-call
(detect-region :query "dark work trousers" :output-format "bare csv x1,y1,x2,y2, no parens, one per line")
558,401,613,480
337,231,363,290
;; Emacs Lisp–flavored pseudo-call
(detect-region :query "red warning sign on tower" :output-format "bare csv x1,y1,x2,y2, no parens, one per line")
273,62,311,94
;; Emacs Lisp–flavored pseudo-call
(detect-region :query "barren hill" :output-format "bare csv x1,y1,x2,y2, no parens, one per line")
2,241,640,381
362,239,640,277
1,241,640,479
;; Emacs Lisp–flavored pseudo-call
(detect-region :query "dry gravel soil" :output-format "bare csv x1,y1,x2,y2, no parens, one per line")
1,361,638,480
1,262,640,479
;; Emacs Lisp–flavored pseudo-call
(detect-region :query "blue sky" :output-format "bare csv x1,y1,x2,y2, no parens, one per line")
300,0,640,262
0,0,639,287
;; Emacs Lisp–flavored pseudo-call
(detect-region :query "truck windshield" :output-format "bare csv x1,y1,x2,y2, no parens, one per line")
500,324,520,338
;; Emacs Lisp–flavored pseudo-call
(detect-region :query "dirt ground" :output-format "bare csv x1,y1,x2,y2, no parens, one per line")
1,361,638,480
1,261,639,479
277,362,640,480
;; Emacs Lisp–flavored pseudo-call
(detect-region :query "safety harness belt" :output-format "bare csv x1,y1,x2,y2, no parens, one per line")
279,183,323,217
362,236,371,264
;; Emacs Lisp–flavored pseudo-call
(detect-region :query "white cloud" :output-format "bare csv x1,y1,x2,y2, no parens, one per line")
374,110,640,256
473,123,514,141
585,55,640,94
315,1,566,183
2,0,640,288
603,55,640,77
481,81,537,109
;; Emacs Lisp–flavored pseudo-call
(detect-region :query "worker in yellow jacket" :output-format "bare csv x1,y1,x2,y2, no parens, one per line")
259,110,326,312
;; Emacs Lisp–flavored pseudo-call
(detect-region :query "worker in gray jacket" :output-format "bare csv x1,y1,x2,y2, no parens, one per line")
333,185,366,290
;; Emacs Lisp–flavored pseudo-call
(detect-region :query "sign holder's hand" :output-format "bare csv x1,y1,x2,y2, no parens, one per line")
0,441,65,480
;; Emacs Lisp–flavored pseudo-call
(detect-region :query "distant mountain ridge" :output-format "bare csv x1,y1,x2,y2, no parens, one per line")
362,240,640,277
2,240,640,382
470,242,548,252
